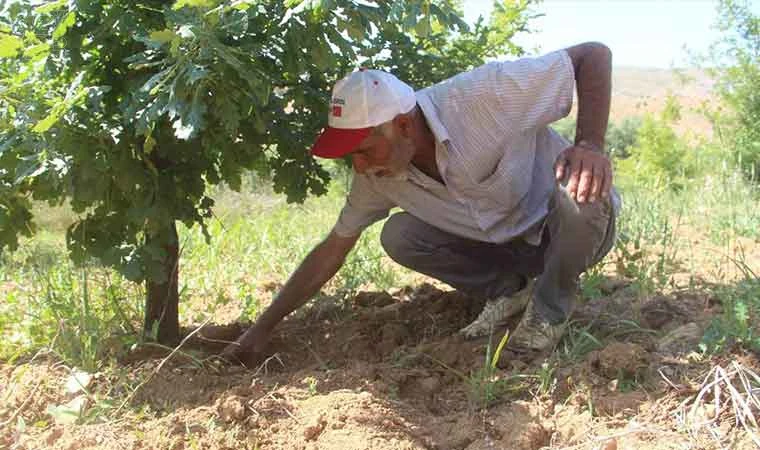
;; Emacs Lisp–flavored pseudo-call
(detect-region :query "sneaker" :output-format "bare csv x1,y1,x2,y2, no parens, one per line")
459,280,533,339
507,299,568,352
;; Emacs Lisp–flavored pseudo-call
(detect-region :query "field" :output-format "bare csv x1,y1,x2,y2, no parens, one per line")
2,69,760,449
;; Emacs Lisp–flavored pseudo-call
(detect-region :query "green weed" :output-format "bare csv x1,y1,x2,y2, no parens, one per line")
1,248,140,369
702,274,760,353
558,323,603,361
467,330,532,408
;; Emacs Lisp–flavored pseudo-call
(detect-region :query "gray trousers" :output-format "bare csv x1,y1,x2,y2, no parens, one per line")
380,184,616,324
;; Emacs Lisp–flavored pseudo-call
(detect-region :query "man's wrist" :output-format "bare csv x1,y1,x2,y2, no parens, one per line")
575,139,604,153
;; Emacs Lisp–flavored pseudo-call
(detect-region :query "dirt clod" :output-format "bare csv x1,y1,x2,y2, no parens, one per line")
218,395,248,422
354,291,395,308
657,322,703,354
593,390,648,416
418,376,441,395
303,414,327,441
591,342,649,378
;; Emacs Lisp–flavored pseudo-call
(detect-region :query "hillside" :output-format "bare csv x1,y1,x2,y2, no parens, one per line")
609,66,716,135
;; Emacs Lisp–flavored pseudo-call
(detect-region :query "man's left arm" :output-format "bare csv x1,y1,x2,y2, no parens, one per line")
556,42,613,203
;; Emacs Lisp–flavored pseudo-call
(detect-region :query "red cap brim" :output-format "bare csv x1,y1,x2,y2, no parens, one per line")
311,126,372,159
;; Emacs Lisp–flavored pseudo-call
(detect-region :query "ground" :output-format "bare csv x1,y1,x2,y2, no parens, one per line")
2,251,759,449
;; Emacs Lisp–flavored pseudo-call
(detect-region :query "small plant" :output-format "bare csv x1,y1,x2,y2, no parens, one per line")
580,264,606,301
701,274,760,353
466,330,532,408
559,323,603,361
302,376,318,396
536,360,557,396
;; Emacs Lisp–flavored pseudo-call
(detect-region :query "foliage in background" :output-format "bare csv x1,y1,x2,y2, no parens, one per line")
616,96,695,191
550,115,642,159
605,116,643,159
707,0,759,182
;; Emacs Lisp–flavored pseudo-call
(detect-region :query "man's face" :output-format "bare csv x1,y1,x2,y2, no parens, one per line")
351,127,415,179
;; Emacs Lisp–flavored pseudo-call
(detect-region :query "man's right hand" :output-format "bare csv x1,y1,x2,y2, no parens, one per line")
220,231,360,368
221,323,270,368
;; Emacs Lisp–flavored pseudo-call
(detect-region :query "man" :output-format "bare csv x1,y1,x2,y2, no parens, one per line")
225,42,620,365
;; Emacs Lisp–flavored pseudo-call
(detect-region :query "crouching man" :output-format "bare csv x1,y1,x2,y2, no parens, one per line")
224,42,620,365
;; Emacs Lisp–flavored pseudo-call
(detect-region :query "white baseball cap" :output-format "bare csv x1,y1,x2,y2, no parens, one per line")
311,68,416,158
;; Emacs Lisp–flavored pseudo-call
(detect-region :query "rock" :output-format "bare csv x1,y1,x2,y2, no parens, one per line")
48,395,88,425
590,342,648,378
65,370,92,394
657,322,703,354
601,438,617,450
217,395,248,422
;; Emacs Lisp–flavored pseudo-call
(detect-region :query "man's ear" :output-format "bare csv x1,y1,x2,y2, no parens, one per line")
393,113,413,138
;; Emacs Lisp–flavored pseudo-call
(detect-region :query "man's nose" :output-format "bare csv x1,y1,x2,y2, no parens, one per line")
352,156,367,173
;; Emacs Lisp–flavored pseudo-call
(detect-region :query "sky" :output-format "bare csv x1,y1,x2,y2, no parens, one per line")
463,0,755,69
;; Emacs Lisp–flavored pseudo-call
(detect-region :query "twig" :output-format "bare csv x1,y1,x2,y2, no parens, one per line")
679,362,760,448
658,366,684,391
253,353,285,377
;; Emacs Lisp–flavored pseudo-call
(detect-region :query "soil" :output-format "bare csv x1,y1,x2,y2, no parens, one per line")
2,278,758,449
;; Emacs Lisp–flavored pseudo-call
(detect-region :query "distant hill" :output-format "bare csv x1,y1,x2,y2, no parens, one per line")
608,66,716,136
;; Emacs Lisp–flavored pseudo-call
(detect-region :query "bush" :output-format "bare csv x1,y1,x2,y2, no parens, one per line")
550,116,642,158
615,96,695,191
606,116,643,159
708,0,760,183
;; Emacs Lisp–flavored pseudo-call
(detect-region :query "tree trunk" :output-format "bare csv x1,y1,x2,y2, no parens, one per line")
144,221,180,344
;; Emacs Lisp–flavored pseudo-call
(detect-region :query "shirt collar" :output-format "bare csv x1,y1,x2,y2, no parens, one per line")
415,89,451,144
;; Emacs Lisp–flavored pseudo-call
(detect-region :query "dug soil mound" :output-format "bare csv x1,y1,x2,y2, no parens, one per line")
3,280,758,449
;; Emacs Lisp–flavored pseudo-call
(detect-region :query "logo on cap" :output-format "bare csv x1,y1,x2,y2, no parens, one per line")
332,105,342,117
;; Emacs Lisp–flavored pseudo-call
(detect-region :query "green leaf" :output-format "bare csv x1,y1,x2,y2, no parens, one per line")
415,16,432,37
144,135,156,154
0,33,23,58
149,29,177,45
23,43,51,62
311,36,332,71
33,104,65,133
173,0,219,10
34,0,67,14
52,11,76,41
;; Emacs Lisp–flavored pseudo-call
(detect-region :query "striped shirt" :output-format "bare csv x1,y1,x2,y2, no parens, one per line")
332,49,620,245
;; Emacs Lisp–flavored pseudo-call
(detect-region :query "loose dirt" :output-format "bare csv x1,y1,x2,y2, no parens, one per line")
2,276,758,449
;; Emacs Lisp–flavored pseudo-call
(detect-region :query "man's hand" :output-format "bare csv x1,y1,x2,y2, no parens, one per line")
222,324,270,368
220,231,359,368
554,143,612,203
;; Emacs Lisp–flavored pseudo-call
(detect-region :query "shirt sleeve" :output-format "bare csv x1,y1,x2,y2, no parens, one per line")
459,50,575,131
331,173,395,238
494,50,575,130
